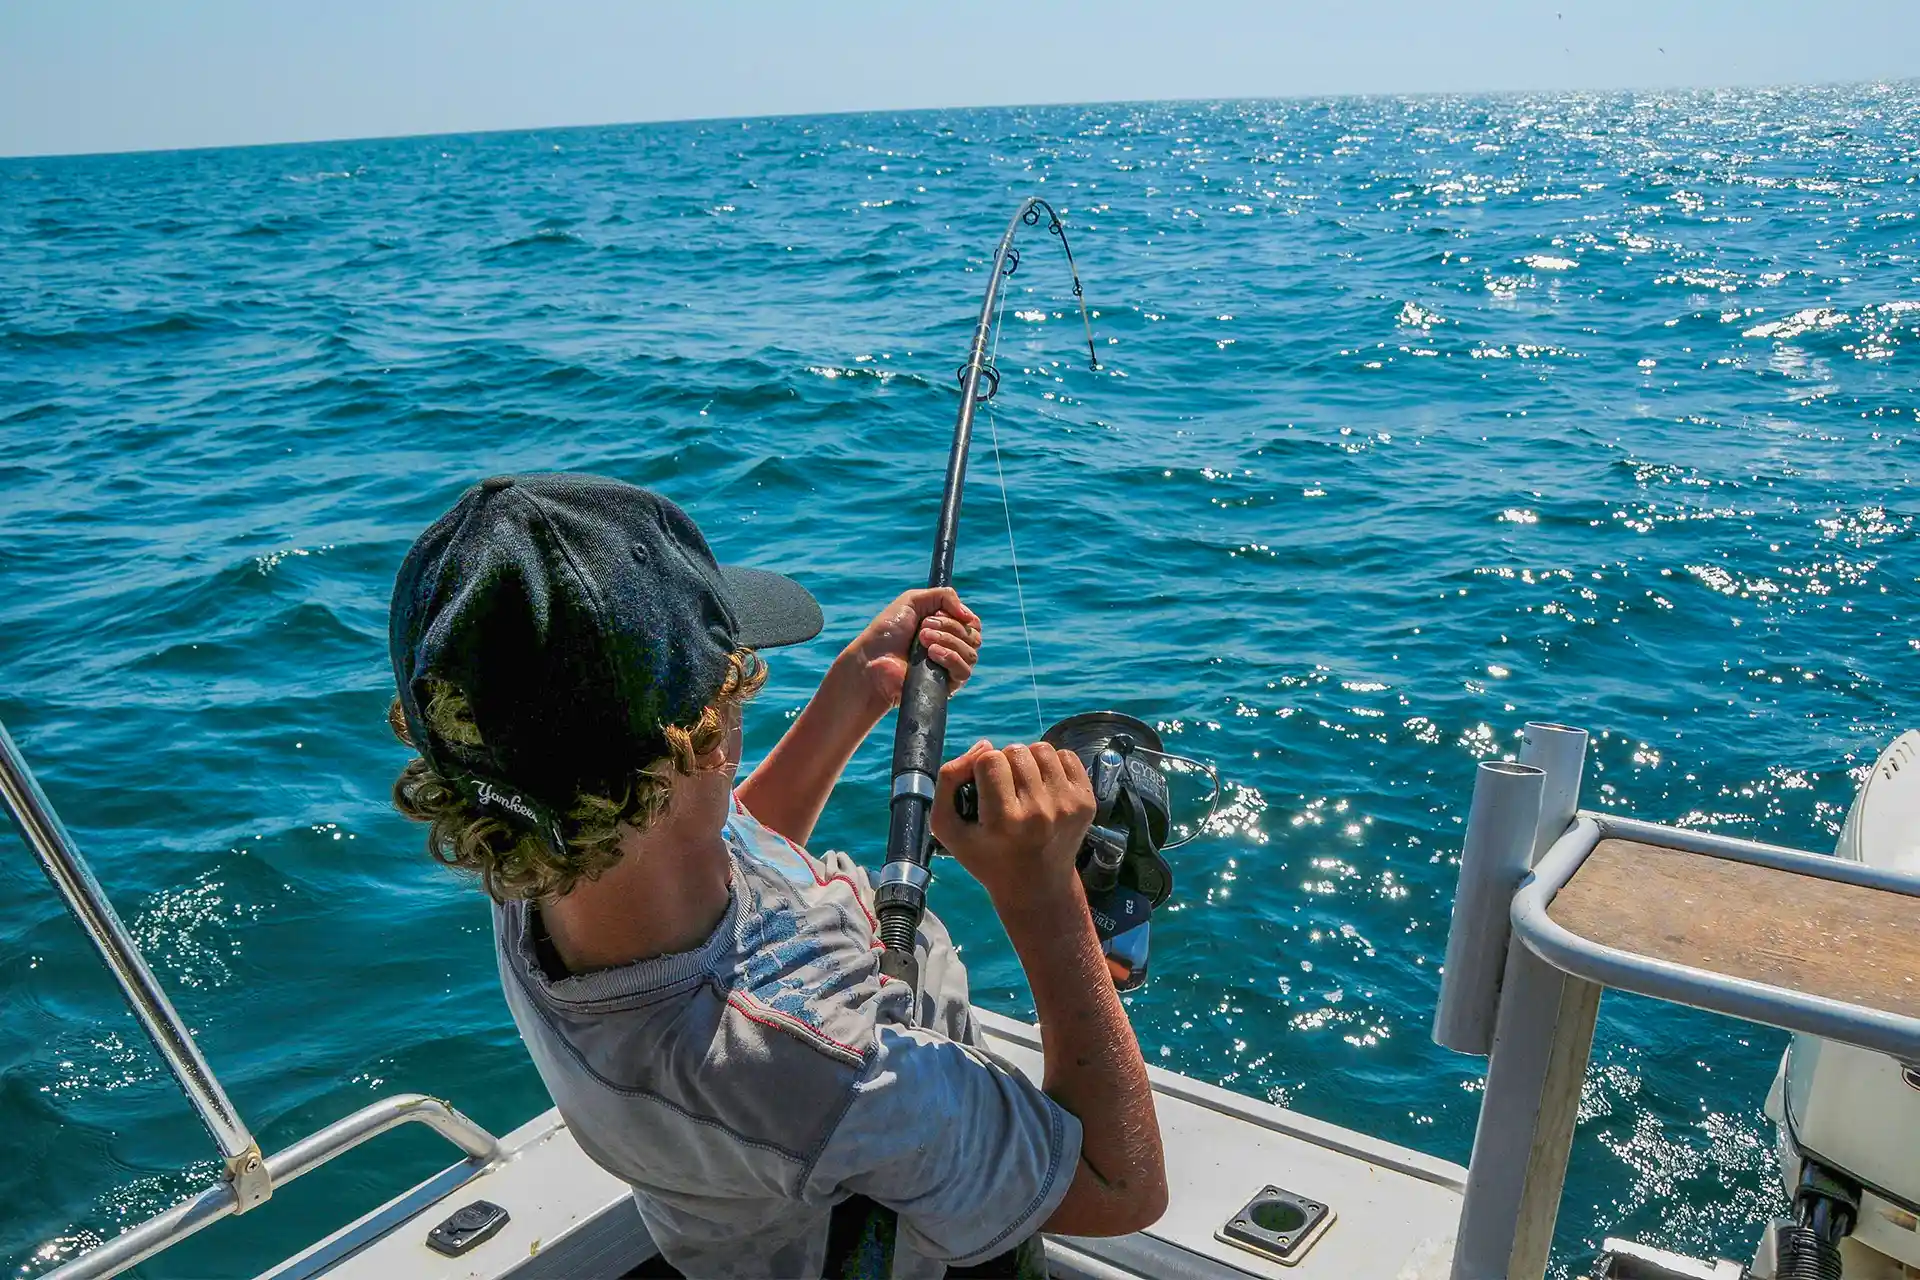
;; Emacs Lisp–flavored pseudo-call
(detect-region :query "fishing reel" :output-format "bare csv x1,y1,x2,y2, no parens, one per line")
953,711,1215,993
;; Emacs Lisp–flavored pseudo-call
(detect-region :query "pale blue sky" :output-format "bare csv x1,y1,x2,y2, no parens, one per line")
3,0,1915,158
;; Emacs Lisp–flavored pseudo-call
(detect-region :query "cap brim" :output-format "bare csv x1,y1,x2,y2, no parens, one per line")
719,566,824,650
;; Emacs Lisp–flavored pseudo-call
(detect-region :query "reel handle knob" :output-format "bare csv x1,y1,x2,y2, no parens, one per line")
954,780,979,823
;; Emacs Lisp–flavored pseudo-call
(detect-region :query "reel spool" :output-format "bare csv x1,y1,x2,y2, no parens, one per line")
1041,711,1175,904
1044,711,1177,993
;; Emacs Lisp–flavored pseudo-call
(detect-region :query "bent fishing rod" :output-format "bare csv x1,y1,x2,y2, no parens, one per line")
872,198,1098,987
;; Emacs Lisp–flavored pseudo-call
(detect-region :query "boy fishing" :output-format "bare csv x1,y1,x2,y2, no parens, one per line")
388,472,1164,1278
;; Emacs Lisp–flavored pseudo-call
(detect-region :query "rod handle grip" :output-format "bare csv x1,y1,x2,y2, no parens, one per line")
892,650,951,783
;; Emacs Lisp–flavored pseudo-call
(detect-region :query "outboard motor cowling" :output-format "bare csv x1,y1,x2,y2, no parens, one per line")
1762,730,1920,1277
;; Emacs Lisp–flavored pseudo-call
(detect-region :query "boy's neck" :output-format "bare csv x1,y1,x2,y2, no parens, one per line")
539,782,733,974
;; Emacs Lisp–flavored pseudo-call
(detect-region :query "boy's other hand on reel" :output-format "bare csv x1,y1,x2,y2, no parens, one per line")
931,740,1095,909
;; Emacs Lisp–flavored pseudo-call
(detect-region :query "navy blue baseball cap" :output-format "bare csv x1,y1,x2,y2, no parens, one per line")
390,473,822,841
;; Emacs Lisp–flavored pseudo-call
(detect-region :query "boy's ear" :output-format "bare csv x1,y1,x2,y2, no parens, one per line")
694,736,730,771
387,696,415,747
706,700,744,771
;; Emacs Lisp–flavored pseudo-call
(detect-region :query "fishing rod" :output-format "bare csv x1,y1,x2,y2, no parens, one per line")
872,199,1217,994
871,197,1089,986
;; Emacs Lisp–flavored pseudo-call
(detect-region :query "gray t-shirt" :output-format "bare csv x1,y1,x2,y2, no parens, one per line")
493,795,1082,1279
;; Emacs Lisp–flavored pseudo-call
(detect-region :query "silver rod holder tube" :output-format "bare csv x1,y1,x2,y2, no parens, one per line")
1451,946,1602,1280
1518,722,1587,865
44,1094,502,1280
1432,759,1546,1056
1451,725,1596,1280
0,721,260,1175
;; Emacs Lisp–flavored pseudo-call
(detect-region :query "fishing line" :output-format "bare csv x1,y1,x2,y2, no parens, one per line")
984,270,1045,735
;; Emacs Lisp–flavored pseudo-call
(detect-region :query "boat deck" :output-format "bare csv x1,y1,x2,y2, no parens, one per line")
266,1011,1465,1280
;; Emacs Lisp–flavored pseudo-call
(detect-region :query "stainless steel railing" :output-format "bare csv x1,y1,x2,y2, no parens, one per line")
45,1094,502,1280
1,718,504,1278
0,721,271,1203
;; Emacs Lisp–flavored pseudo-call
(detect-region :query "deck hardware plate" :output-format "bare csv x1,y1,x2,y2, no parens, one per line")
426,1199,510,1257
1215,1184,1332,1265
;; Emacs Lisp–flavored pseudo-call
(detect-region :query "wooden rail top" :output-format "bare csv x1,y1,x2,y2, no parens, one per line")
1547,838,1920,1020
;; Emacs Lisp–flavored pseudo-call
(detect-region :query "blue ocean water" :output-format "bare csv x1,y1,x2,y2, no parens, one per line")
2,85,1916,1278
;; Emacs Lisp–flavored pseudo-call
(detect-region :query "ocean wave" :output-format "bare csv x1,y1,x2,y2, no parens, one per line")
1,312,225,350
486,226,592,254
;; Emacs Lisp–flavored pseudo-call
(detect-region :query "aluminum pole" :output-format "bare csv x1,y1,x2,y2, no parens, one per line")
1433,759,1546,1056
1518,722,1588,865
0,720,267,1206
1452,726,1600,1280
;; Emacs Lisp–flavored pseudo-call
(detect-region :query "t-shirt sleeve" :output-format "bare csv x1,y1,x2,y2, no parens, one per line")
804,1023,1083,1265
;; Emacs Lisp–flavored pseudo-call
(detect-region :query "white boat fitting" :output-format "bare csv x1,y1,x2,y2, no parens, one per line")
1754,730,1920,1280
10,716,1920,1280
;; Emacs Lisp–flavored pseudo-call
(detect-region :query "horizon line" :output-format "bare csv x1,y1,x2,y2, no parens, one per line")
5,75,1913,164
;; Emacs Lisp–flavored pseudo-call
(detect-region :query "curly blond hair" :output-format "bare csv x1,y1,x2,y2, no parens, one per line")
389,650,766,902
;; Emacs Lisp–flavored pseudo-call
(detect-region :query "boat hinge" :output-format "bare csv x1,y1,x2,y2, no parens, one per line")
225,1142,272,1212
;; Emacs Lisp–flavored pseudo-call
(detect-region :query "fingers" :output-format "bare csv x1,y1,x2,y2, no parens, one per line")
1057,748,1095,822
932,740,988,843
937,741,1086,845
903,586,980,628
926,646,972,688
971,746,1017,819
919,612,981,650
933,731,982,791
932,742,1091,903
889,589,983,688
935,740,987,794
919,613,981,654
1003,743,1045,800
1028,741,1067,791
1057,745,1091,793
921,613,981,687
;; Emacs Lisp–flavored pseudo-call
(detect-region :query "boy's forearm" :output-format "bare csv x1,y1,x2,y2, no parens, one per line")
997,888,1165,1216
734,654,885,844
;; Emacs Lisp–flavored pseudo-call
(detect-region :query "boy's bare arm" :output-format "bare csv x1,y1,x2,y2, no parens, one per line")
735,656,882,843
931,742,1169,1237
